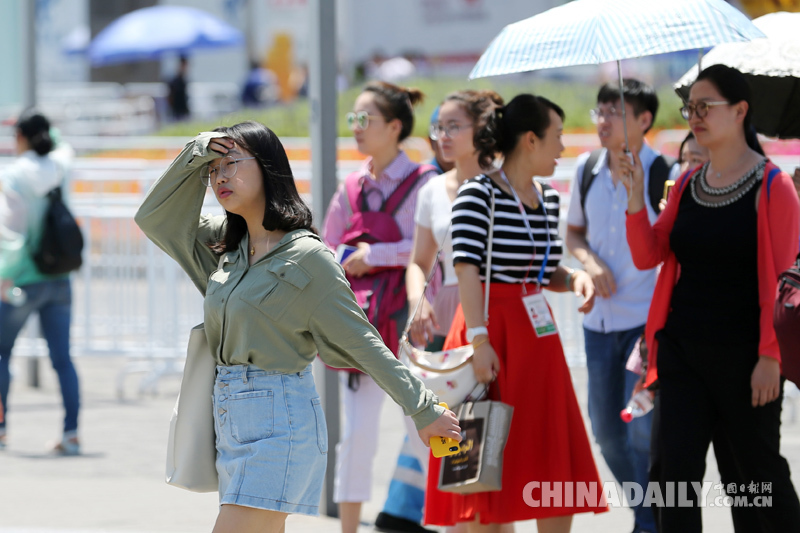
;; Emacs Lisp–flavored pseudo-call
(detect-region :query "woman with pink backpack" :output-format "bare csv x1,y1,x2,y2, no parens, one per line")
322,81,439,533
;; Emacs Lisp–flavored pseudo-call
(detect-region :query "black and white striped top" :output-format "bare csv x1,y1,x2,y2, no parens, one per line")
452,174,563,285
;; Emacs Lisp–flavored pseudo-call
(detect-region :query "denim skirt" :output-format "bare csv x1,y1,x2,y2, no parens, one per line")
214,364,328,515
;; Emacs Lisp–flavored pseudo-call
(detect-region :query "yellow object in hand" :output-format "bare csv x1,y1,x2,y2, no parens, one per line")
429,403,461,458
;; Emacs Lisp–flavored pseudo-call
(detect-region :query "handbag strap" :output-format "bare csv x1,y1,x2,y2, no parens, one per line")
401,222,451,339
484,181,495,325
401,178,496,341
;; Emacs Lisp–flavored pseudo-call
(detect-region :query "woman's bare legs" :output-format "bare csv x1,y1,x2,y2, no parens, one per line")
212,504,288,533
446,522,469,533
465,516,516,533
536,515,572,533
339,501,362,533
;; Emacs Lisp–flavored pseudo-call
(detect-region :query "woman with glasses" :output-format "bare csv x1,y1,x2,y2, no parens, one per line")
424,94,605,533
623,64,800,530
407,90,504,351
321,81,439,533
388,91,504,533
135,121,461,533
376,93,504,533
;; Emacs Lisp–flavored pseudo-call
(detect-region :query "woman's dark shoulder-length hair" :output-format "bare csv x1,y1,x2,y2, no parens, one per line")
209,121,316,254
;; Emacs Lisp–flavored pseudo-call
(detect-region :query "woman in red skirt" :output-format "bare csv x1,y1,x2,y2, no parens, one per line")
424,94,608,532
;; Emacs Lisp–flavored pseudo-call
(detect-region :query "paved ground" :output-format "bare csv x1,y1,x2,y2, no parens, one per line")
1,355,799,532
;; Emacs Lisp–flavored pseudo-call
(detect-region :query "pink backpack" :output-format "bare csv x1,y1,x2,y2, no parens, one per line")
339,165,433,364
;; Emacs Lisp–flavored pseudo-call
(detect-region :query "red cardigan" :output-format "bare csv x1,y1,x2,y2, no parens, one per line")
626,161,800,387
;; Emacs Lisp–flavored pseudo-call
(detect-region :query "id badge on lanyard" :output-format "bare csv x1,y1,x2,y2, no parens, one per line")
522,292,558,337
499,171,556,337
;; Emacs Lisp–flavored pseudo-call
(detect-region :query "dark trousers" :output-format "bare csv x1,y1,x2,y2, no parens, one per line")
654,331,800,532
650,393,770,532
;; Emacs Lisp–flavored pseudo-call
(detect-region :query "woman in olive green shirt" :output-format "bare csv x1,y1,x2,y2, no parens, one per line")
135,121,460,533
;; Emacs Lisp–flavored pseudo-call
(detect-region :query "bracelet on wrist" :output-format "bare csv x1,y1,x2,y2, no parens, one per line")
472,336,489,349
565,268,575,291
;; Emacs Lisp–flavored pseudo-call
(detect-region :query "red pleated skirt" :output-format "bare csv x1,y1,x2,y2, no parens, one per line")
424,283,608,524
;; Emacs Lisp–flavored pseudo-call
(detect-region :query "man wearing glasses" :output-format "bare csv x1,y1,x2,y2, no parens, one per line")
566,79,679,533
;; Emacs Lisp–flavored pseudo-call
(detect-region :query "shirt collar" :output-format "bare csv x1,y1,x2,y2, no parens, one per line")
237,229,321,263
359,151,412,185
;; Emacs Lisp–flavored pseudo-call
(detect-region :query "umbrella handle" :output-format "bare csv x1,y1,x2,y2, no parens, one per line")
617,59,630,155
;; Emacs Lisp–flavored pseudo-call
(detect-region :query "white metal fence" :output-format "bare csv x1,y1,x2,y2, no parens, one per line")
3,135,798,397
2,155,586,398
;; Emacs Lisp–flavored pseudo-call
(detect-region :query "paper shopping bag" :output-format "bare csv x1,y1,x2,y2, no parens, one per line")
438,399,513,494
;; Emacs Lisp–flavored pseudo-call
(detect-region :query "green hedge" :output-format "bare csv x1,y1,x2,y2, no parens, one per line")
157,77,686,138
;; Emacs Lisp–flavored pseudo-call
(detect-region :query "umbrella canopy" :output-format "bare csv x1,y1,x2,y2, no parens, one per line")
469,0,765,80
88,6,244,67
674,12,800,139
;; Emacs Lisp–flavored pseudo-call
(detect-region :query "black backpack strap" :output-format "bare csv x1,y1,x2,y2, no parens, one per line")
579,149,604,217
648,154,677,214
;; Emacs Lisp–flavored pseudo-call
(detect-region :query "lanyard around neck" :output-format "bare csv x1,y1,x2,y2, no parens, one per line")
498,170,551,288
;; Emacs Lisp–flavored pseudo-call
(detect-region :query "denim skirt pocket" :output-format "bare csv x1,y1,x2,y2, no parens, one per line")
228,390,274,443
311,397,328,454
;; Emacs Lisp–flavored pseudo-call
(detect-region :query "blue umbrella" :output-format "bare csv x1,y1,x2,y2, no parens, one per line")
88,6,244,67
469,0,765,147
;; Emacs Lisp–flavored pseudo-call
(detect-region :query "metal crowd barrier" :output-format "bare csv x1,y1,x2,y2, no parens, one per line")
7,150,799,401
5,155,586,398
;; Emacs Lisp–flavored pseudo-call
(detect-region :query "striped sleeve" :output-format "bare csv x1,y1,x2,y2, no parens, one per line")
452,176,491,268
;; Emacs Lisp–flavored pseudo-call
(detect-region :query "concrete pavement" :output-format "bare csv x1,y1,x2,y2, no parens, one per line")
1,355,799,532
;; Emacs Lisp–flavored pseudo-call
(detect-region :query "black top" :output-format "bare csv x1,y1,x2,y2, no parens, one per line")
664,169,761,345
451,174,563,285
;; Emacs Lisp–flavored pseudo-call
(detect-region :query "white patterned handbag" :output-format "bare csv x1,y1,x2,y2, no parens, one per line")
399,186,496,408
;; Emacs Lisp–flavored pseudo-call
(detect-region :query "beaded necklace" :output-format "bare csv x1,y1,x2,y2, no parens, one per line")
691,160,765,209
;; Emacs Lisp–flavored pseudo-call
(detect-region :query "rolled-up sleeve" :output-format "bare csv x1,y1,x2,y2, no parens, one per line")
134,132,227,295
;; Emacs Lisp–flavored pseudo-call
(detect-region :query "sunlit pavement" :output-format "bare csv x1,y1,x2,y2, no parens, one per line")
1,356,798,532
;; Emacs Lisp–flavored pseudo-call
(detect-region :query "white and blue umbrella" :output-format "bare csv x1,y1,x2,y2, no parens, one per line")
469,0,765,146
88,5,244,67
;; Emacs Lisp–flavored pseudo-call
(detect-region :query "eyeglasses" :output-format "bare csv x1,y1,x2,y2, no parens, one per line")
201,156,256,186
589,107,621,124
680,101,730,120
346,111,383,130
429,123,472,141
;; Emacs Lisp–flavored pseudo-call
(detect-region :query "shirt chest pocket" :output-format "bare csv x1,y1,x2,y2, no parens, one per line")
240,259,311,321
206,254,237,297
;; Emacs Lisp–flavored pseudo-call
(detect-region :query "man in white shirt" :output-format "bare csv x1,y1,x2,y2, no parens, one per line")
566,79,678,533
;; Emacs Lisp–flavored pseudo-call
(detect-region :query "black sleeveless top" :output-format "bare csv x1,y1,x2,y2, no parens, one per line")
663,164,762,346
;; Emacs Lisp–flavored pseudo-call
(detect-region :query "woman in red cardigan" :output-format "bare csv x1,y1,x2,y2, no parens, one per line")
622,65,800,531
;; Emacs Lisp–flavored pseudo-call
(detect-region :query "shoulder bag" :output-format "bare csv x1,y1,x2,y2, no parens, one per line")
165,323,217,492
398,182,496,408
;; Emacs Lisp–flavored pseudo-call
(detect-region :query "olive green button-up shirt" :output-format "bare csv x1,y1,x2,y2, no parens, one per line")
134,132,443,430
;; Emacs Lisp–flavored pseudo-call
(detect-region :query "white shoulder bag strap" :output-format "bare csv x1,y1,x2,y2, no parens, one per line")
403,176,496,337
